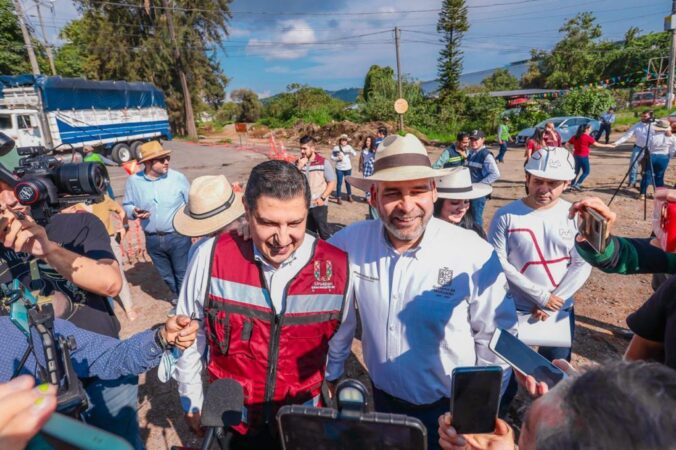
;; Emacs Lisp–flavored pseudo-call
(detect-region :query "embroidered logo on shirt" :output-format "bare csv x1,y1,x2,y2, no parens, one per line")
437,267,454,286
559,228,574,240
311,260,335,290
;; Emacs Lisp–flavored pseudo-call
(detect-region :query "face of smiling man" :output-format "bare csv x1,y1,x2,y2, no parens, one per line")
371,178,437,253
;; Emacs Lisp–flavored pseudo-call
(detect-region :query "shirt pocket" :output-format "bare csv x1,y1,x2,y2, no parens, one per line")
205,309,256,359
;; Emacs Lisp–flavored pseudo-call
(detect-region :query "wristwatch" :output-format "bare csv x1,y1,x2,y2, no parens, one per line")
154,327,173,351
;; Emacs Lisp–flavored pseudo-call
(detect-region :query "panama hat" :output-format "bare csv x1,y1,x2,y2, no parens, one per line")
524,147,575,181
654,119,670,132
347,133,456,191
338,133,350,141
173,175,244,237
138,141,171,163
435,167,492,200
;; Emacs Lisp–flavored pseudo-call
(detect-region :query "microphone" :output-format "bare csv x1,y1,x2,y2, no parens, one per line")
200,379,244,450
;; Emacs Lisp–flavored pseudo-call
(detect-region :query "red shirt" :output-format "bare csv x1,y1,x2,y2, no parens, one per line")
544,131,562,147
525,139,543,158
569,133,595,157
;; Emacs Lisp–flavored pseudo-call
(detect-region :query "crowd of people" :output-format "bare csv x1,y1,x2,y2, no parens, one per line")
0,112,674,450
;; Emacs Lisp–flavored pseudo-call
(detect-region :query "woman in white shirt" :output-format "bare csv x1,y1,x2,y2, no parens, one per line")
644,120,676,198
331,133,357,204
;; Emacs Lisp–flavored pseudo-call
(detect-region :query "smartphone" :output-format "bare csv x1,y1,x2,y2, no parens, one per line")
449,366,502,434
28,412,133,450
579,207,607,253
653,194,676,252
489,329,566,389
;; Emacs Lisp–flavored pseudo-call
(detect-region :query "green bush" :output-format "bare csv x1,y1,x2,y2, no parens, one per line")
553,87,614,117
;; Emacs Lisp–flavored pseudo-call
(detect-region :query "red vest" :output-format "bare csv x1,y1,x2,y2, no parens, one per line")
204,233,349,434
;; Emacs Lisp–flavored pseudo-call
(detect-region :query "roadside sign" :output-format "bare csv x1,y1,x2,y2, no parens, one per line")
394,98,409,114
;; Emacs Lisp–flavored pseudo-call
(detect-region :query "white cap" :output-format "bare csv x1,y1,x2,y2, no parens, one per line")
524,147,575,181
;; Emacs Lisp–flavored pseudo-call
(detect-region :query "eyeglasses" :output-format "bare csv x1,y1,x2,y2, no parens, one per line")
152,156,171,163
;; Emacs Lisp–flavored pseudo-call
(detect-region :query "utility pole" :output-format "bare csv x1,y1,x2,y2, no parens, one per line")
35,1,56,75
667,0,676,109
13,0,40,75
394,26,404,131
162,0,198,141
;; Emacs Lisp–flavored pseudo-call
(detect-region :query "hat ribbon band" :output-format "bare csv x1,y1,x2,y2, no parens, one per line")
437,186,473,194
373,153,431,172
187,191,236,220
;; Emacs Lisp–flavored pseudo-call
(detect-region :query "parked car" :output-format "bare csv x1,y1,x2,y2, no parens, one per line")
630,91,666,108
515,116,600,145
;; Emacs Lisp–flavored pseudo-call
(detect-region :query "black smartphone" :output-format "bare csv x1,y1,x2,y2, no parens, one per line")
450,366,502,434
489,328,567,389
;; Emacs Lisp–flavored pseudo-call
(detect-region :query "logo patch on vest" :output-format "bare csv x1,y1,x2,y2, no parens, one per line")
312,260,335,290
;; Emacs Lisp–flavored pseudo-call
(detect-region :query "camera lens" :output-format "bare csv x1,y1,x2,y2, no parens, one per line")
54,162,108,196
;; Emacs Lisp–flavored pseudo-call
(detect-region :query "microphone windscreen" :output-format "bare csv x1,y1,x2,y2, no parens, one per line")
200,379,244,428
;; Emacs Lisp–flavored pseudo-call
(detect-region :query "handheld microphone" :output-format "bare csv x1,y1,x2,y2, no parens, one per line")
200,379,244,450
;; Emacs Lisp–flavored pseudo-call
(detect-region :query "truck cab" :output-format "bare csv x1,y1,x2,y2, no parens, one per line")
0,109,45,149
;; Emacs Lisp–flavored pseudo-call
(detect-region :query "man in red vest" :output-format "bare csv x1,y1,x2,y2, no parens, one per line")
173,160,352,449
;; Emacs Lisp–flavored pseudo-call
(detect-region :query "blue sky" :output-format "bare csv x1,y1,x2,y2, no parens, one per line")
28,0,670,97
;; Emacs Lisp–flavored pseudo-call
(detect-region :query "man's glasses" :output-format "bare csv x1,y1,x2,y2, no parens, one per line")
152,156,171,163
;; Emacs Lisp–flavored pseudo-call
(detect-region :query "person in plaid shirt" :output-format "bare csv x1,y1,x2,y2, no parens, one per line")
359,135,378,219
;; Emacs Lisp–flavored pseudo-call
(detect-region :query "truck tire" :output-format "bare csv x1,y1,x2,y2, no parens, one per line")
111,143,132,164
130,141,144,160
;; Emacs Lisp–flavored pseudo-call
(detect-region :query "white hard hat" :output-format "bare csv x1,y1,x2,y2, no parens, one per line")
524,147,575,181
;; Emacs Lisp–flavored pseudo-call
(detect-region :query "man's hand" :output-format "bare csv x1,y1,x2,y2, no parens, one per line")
438,413,515,450
515,359,578,398
569,197,616,240
296,157,309,170
0,376,57,450
531,306,550,322
184,411,204,437
163,315,200,350
545,294,564,311
314,197,326,207
133,208,150,220
0,209,57,258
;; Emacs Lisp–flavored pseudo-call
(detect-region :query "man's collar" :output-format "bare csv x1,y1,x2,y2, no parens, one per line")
379,218,435,259
142,170,169,181
252,234,315,270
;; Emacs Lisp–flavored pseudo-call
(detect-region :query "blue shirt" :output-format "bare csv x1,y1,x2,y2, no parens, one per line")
122,169,190,233
600,112,615,124
0,317,164,382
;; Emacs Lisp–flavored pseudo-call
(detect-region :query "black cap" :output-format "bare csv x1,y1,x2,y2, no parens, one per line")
469,129,485,139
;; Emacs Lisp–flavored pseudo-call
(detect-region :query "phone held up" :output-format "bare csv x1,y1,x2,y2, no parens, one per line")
578,206,608,254
450,366,502,435
653,192,676,253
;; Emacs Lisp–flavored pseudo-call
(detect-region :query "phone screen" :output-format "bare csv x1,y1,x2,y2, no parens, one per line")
279,413,426,450
450,367,502,434
492,330,565,388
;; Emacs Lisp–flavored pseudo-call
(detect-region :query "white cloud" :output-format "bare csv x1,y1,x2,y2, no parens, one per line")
247,19,317,60
229,27,252,38
265,65,291,74
257,90,272,99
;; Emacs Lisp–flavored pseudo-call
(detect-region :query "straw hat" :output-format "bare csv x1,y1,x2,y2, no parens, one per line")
338,133,350,141
654,119,670,132
347,133,455,191
435,167,492,200
524,147,575,181
173,175,244,237
138,141,171,163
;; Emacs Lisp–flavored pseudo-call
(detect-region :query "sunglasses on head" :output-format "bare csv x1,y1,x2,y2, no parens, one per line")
152,156,171,163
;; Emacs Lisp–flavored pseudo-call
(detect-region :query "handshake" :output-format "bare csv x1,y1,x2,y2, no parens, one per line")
160,315,200,350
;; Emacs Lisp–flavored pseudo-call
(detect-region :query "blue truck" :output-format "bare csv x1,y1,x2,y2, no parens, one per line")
0,75,172,163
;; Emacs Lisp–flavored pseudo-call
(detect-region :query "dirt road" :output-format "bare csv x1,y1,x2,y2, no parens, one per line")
107,136,674,449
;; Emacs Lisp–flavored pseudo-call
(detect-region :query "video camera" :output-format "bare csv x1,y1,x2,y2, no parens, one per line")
0,132,108,224
2,280,88,416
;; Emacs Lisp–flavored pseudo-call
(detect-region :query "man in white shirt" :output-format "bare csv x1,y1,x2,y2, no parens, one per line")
326,134,517,450
641,119,675,198
614,110,654,188
488,147,591,362
173,160,352,449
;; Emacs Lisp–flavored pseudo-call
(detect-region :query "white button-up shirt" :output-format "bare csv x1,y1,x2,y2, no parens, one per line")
615,122,651,147
173,233,353,413
326,217,517,405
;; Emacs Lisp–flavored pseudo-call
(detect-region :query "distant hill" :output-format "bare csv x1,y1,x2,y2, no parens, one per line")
421,59,530,96
326,87,361,103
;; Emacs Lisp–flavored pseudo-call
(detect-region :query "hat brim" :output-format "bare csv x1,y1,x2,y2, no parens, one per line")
347,166,458,191
139,148,172,163
525,169,575,181
654,125,670,131
173,192,245,237
437,182,493,200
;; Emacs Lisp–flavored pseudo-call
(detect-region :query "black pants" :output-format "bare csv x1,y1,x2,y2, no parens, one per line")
218,427,281,450
373,386,447,450
307,205,332,239
597,122,611,143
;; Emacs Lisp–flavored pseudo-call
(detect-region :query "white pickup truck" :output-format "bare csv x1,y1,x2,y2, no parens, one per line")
0,75,172,163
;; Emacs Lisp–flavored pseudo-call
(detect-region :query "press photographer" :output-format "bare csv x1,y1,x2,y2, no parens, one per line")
0,132,141,445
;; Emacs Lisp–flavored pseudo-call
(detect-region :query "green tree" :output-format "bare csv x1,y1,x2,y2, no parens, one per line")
231,89,262,122
0,0,30,74
481,68,519,91
54,19,86,77
436,0,469,98
554,87,614,117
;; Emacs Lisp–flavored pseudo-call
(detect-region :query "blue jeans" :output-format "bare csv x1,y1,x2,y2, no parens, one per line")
538,307,575,362
640,154,670,194
497,142,508,162
145,232,192,297
573,155,590,186
373,386,447,450
470,195,488,228
84,375,143,450
628,145,643,185
335,168,352,199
